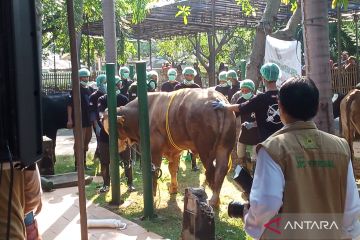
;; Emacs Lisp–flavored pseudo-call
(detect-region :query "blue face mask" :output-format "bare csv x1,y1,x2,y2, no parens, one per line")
168,75,176,81
80,81,88,87
243,92,253,100
122,72,130,79
184,80,194,85
98,84,107,94
147,80,156,90
220,82,228,87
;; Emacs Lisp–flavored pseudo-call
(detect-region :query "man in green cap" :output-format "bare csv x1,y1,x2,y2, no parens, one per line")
212,62,283,142
67,68,93,170
97,80,135,192
173,66,201,171
215,71,230,99
174,66,201,90
147,70,158,92
89,74,107,161
234,79,260,173
227,70,241,102
118,66,133,98
161,68,180,92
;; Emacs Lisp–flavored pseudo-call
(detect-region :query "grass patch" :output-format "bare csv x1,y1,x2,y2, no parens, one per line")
55,153,250,240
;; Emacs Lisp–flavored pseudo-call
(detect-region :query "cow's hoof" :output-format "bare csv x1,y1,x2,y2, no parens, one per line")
208,199,220,209
127,185,136,192
169,186,178,195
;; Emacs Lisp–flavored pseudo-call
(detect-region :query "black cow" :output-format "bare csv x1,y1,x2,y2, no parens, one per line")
41,93,69,162
332,93,346,119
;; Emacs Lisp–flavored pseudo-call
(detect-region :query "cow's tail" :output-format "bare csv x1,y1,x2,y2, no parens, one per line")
206,106,227,190
345,90,357,158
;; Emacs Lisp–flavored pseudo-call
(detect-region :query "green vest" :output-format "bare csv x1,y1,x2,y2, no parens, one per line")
0,169,26,239
257,121,350,239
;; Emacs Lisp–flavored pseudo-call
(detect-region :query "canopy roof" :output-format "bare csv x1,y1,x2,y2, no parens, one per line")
82,0,360,40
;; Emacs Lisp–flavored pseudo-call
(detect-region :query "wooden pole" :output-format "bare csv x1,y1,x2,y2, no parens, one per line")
65,0,88,239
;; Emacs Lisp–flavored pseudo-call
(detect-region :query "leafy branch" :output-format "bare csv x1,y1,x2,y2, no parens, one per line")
175,5,191,25
235,0,256,16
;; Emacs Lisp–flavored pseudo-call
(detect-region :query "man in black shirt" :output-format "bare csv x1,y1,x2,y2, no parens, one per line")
174,67,201,90
161,68,179,92
227,70,241,102
235,79,260,173
147,70,158,92
89,74,107,161
173,66,200,171
212,63,283,142
67,68,93,170
215,71,230,99
97,91,135,192
118,66,133,98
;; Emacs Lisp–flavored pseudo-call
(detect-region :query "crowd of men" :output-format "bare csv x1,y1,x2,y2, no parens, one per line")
64,61,360,239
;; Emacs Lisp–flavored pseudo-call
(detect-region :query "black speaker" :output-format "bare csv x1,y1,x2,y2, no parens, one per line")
0,0,42,166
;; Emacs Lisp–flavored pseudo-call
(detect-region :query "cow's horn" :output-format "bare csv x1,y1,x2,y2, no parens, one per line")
117,116,125,126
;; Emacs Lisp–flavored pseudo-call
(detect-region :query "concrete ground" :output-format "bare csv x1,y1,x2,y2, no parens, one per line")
37,186,164,240
37,129,165,240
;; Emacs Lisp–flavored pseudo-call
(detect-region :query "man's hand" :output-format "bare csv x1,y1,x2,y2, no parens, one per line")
242,203,250,221
212,99,227,110
242,121,257,130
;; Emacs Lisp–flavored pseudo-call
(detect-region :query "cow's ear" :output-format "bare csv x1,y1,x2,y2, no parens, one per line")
117,116,125,126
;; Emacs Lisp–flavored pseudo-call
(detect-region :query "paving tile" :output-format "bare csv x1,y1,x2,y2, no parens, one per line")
38,185,163,240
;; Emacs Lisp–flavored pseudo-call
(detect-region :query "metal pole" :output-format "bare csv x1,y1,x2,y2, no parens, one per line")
136,61,155,219
65,0,88,239
53,20,57,90
137,39,141,60
106,63,121,205
149,40,152,70
211,0,216,86
354,13,359,82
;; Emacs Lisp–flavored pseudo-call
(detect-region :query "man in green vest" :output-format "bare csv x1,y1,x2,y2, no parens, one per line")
242,77,360,239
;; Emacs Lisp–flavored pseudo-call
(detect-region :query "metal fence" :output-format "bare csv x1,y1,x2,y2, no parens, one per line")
42,71,105,94
42,68,359,95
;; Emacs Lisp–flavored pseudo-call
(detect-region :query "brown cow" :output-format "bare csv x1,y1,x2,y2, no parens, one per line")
340,89,360,177
104,88,236,207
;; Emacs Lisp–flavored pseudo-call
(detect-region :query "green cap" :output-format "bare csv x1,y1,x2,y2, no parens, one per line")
79,68,90,77
218,71,227,81
147,70,159,80
227,70,238,79
96,74,107,87
167,68,177,77
119,66,130,77
240,79,255,91
260,63,281,81
182,67,197,76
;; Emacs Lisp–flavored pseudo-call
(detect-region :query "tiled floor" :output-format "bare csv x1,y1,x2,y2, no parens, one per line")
36,186,164,240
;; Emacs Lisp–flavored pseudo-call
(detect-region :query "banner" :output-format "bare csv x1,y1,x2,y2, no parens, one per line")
264,36,302,88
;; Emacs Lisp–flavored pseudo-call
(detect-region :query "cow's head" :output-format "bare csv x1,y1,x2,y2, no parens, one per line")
103,108,133,152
